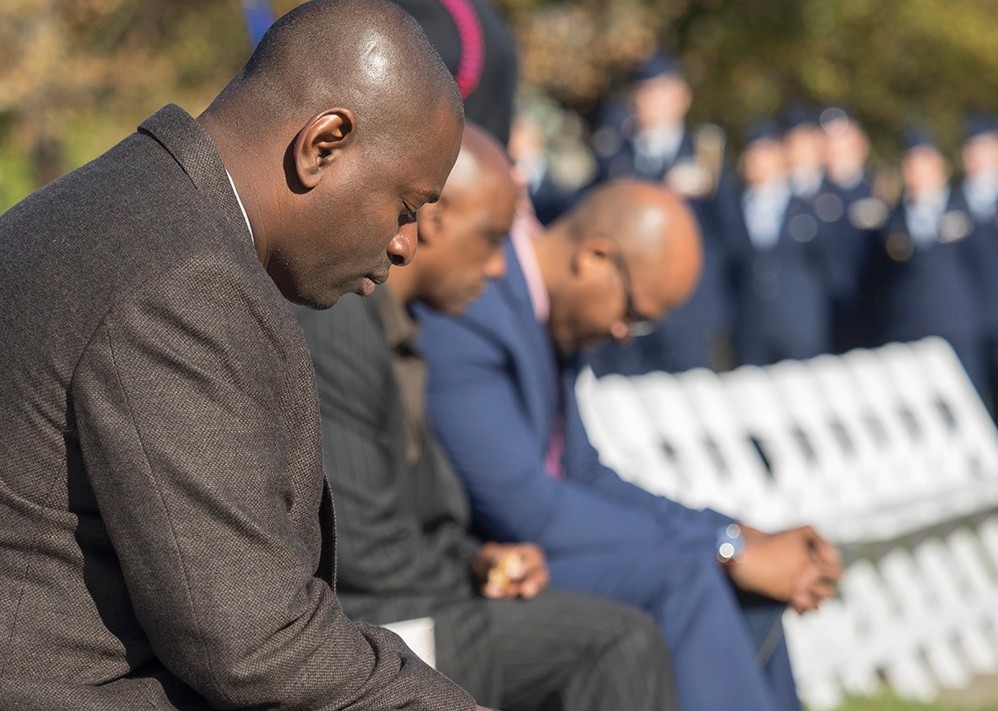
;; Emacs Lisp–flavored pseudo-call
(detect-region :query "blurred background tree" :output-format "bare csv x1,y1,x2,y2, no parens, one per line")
0,0,254,208
499,0,998,154
4,0,998,210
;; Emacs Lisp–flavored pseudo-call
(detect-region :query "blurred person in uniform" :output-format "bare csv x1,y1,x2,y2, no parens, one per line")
728,120,835,366
783,106,827,202
813,106,889,352
587,51,735,375
870,127,985,394
959,115,998,409
508,111,580,226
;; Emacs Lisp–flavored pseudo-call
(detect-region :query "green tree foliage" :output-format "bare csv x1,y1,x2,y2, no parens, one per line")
0,0,251,208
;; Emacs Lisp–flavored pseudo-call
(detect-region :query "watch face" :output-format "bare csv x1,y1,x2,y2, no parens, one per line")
718,541,739,560
716,523,745,563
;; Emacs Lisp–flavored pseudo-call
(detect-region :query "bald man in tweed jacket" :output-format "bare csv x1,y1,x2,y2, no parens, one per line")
0,1,480,709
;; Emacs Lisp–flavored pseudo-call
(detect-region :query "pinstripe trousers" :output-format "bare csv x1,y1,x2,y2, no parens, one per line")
342,589,676,711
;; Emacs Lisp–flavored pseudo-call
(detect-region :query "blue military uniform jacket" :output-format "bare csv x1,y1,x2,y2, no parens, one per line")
961,180,998,338
727,184,835,366
870,190,985,393
810,175,889,352
873,192,981,342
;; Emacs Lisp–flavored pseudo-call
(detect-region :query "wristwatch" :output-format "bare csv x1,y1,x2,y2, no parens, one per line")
716,523,745,564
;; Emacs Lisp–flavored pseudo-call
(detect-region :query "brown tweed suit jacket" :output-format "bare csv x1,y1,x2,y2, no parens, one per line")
0,104,475,711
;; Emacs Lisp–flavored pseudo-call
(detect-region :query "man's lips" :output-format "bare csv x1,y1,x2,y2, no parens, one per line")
358,272,388,297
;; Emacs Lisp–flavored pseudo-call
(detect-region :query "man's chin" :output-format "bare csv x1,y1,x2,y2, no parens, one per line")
287,291,341,311
421,293,472,316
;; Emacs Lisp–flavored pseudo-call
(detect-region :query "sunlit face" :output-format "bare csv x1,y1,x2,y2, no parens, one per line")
902,146,948,199
962,133,998,177
632,75,692,131
824,118,870,182
784,125,826,173
279,104,463,309
558,253,655,352
418,164,518,315
740,139,788,187
508,115,546,164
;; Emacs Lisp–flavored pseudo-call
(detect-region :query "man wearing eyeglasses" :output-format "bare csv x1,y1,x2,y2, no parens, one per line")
415,179,843,711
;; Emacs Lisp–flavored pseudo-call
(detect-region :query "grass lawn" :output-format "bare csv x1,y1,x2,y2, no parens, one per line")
828,690,998,711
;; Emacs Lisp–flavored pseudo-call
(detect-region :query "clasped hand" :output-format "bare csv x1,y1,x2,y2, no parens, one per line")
472,542,549,600
726,524,843,614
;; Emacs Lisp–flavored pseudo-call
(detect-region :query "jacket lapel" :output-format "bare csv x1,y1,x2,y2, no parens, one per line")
138,104,252,246
492,241,561,448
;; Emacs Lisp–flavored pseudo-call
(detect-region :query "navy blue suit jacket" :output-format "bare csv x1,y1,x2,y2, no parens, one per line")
415,241,732,564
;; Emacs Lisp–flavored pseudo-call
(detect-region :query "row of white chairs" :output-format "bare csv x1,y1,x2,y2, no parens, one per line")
577,337,998,543
575,337,998,707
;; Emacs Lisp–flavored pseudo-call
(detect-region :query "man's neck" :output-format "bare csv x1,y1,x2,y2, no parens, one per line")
517,219,557,323
198,108,272,268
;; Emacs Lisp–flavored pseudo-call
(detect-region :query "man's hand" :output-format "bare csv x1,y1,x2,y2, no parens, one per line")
473,542,549,599
725,525,843,613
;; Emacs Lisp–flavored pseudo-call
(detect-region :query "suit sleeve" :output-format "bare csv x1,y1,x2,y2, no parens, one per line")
72,258,475,711
297,298,480,598
419,295,721,561
559,362,734,537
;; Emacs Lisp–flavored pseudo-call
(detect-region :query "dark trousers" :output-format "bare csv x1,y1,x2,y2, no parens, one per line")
341,589,677,711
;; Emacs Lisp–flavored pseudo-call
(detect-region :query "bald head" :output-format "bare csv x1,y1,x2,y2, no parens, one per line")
558,181,702,299
214,0,463,136
397,122,517,313
198,0,465,310
560,180,697,254
540,179,702,353
441,123,513,204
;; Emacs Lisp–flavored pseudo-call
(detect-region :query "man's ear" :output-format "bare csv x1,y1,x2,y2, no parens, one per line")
293,109,356,190
572,234,617,276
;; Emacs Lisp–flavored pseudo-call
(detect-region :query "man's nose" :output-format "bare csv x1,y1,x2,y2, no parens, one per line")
609,321,633,343
388,222,418,266
485,249,507,279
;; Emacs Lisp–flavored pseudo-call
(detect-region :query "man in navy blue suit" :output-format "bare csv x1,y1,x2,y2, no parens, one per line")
416,179,843,711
